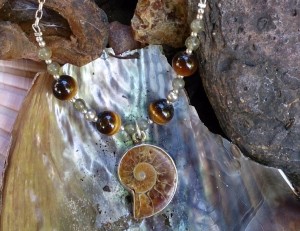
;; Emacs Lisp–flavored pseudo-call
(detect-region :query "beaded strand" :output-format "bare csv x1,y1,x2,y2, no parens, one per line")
32,0,207,140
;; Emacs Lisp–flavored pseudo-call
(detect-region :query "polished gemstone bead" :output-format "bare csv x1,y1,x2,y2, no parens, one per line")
38,47,52,60
96,111,122,136
172,51,198,77
85,109,98,122
73,98,87,113
190,19,204,33
172,78,185,90
185,36,200,51
124,123,136,135
47,62,60,75
138,119,149,131
148,99,174,125
52,75,78,100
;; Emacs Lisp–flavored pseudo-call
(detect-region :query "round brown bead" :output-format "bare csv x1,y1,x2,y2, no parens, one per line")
96,111,122,136
148,99,174,125
172,51,198,77
52,75,78,100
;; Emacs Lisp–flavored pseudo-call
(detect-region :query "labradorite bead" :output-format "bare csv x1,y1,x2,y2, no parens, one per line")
124,123,136,135
138,119,149,131
47,62,60,75
52,75,78,100
148,99,174,125
172,78,185,90
190,19,204,33
185,36,200,51
38,47,52,60
172,51,198,77
96,111,121,136
73,98,87,113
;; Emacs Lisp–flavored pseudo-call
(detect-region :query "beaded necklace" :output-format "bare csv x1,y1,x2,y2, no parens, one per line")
32,0,207,219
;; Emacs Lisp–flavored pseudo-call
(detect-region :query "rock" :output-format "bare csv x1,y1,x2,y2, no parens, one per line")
0,0,109,66
109,21,141,55
130,0,300,188
195,0,300,188
132,0,189,47
0,21,38,60
96,0,138,25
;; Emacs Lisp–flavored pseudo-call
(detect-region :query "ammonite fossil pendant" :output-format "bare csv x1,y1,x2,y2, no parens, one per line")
118,144,178,219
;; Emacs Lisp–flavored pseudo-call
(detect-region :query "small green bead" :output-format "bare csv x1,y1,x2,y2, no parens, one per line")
124,123,136,135
185,36,200,51
38,47,52,60
138,119,149,131
190,19,204,33
73,98,87,113
172,78,185,90
47,62,60,75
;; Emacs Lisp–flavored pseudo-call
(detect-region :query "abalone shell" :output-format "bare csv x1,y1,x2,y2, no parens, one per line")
1,46,299,230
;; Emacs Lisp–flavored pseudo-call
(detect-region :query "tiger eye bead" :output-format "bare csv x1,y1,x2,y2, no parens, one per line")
52,75,78,100
148,99,174,125
96,111,122,136
172,51,198,77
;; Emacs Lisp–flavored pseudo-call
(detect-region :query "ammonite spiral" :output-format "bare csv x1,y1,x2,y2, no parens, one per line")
118,144,178,219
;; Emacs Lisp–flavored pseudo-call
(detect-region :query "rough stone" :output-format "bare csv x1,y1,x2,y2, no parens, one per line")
132,0,189,47
109,21,141,55
130,0,300,189
195,0,300,189
0,0,109,66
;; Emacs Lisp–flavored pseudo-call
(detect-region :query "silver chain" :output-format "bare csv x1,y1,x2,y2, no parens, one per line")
32,0,46,36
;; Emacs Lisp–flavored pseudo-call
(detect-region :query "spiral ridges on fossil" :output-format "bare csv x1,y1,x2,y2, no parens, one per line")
118,144,177,219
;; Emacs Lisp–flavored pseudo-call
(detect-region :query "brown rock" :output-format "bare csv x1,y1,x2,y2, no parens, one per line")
0,21,38,60
130,0,300,189
194,0,300,188
132,0,189,47
109,21,141,55
0,0,109,66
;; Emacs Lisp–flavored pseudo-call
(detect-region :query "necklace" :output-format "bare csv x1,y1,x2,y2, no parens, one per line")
32,0,207,220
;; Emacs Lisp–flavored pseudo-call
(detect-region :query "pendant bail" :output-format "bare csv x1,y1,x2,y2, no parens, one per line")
132,120,147,143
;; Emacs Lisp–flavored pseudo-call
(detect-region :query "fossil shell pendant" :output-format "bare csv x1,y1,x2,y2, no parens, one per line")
118,144,178,219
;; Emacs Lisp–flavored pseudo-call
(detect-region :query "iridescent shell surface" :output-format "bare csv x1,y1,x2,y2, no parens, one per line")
1,46,299,230
118,144,177,219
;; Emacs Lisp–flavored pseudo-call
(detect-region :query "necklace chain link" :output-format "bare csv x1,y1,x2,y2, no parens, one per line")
32,0,46,35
